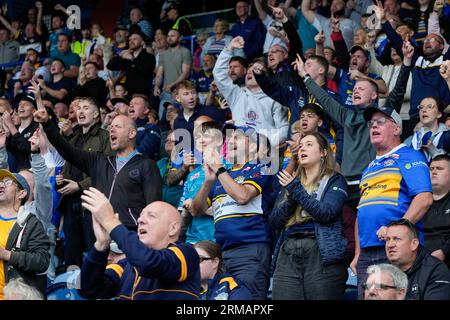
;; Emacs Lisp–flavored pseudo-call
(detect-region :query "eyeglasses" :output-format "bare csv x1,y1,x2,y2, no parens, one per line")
418,104,436,110
199,256,213,263
362,282,398,291
424,37,444,45
367,117,395,128
0,179,16,188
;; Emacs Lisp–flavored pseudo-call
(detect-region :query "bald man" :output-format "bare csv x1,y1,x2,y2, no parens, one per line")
34,108,162,232
79,188,201,300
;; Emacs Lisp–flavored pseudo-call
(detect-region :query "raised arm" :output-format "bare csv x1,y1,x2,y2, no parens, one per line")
383,39,414,112
440,60,450,91
293,54,349,125
35,1,43,36
254,0,268,21
212,37,244,108
34,107,98,177
301,0,316,24
29,129,53,231
271,5,304,61
0,9,18,36
330,18,350,71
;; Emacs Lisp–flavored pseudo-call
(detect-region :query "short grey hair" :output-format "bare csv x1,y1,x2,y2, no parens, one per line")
367,263,408,290
3,278,44,300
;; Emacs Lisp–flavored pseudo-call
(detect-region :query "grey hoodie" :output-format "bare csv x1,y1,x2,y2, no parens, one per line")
213,48,289,146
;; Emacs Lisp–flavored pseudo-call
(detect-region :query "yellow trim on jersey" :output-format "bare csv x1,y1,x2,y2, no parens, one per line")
215,213,258,223
358,201,399,209
207,197,212,206
168,247,188,282
219,277,239,291
212,193,228,202
116,289,199,300
361,167,401,181
133,289,199,298
242,181,262,194
106,264,124,278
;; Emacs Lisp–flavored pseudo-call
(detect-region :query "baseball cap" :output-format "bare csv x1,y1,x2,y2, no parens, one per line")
164,1,179,12
110,97,129,106
363,105,403,127
0,169,31,201
350,45,371,62
109,241,123,255
13,92,37,109
222,123,258,142
113,25,128,33
160,95,179,109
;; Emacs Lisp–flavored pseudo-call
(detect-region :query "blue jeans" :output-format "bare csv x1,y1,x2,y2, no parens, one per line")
222,243,271,300
356,246,388,300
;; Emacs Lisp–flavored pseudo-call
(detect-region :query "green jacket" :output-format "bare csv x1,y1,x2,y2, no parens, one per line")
62,122,112,190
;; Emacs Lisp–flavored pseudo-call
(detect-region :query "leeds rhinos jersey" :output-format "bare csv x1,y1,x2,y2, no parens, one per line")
357,144,432,248
207,163,271,250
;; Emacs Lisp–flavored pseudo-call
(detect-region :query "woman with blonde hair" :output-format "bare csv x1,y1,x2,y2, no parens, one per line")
270,132,348,300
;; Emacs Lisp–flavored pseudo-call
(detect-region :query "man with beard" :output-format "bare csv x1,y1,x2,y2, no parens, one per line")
112,25,129,56
190,54,216,105
154,29,192,114
302,0,359,49
107,30,156,97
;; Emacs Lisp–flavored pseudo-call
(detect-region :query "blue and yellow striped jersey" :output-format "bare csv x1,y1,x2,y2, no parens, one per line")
208,163,271,250
358,145,432,248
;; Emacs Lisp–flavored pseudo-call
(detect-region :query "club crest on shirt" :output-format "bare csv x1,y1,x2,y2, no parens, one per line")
234,176,245,183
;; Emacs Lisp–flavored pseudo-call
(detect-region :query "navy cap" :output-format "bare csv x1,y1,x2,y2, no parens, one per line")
363,105,403,127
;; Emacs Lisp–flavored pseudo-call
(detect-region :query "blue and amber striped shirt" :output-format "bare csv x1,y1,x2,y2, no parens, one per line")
358,144,431,249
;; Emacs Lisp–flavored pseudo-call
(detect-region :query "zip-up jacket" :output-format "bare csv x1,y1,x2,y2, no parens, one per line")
405,246,450,300
303,62,411,179
6,121,39,170
4,207,50,297
79,224,200,300
41,119,162,228
270,173,348,268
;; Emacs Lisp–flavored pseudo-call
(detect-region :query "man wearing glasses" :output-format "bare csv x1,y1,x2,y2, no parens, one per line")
351,104,433,299
385,219,450,299
0,169,50,299
363,263,408,300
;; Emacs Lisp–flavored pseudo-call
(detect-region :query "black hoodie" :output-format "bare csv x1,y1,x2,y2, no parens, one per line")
42,119,162,229
405,246,450,300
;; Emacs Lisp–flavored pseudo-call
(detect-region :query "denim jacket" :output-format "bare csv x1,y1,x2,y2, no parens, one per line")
269,173,348,269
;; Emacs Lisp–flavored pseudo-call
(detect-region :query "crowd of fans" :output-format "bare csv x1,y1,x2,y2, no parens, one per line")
0,0,450,300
